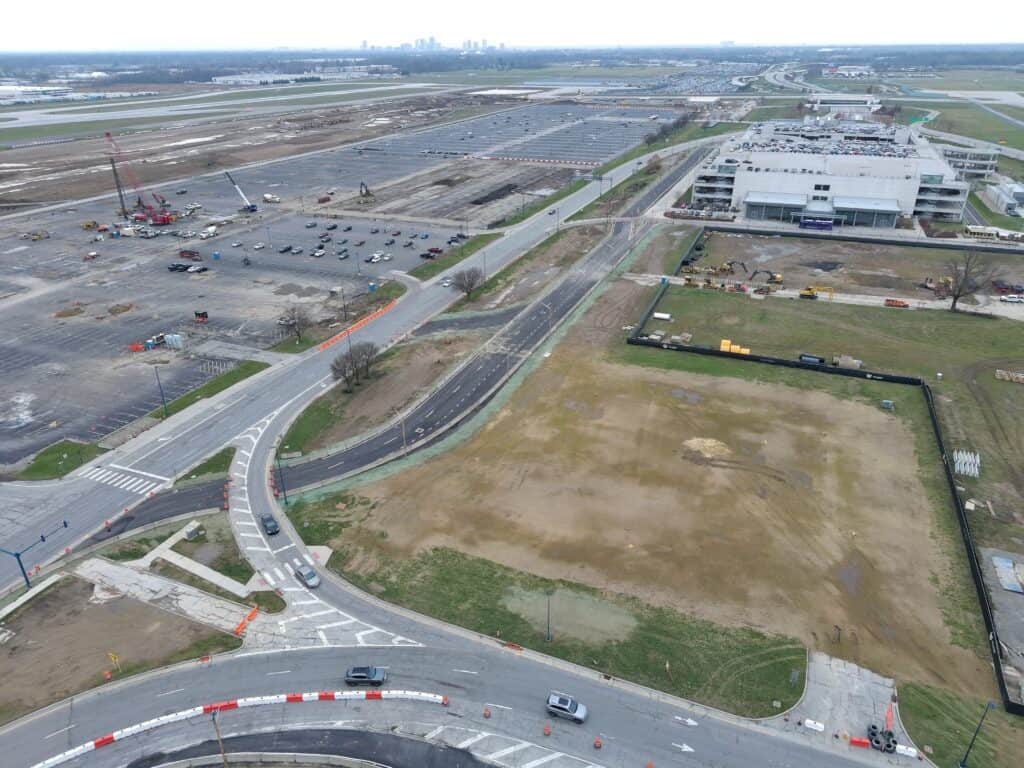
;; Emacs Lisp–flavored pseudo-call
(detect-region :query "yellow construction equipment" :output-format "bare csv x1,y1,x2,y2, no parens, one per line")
82,220,98,230
799,285,834,300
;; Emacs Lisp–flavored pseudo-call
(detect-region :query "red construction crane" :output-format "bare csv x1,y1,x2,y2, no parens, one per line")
104,132,175,225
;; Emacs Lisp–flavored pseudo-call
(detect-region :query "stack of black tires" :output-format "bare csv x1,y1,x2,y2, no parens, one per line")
867,723,897,753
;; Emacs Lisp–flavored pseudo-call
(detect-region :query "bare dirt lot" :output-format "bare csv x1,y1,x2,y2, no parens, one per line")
341,278,990,695
0,576,239,723
702,232,1024,297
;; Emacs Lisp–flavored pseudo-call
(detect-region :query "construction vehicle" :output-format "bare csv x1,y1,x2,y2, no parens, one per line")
725,260,748,275
81,220,98,230
359,181,374,200
922,276,953,298
29,230,50,241
262,193,281,204
884,299,910,308
105,132,177,225
750,269,783,284
224,171,257,213
799,285,834,300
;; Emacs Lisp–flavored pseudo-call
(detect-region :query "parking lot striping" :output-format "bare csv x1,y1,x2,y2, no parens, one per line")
303,554,315,566
316,619,357,630
318,630,329,646
239,533,264,539
43,724,76,740
236,520,258,527
484,703,512,711
280,587,304,593
261,571,276,586
487,743,531,761
273,543,296,554
671,743,695,753
457,733,490,750
292,558,302,567
278,616,305,627
452,669,478,675
274,568,286,581
302,609,335,619
424,725,447,740
292,599,321,606
156,688,184,698
266,670,291,676
247,546,271,553
109,464,169,482
520,754,564,768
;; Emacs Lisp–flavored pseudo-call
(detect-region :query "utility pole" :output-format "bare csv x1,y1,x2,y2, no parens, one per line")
154,365,169,418
211,711,229,768
545,588,554,642
276,455,289,506
0,520,70,589
959,702,995,767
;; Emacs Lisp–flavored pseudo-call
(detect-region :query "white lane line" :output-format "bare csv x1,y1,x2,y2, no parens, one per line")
274,568,286,581
156,688,185,698
109,463,170,482
247,546,271,553
292,599,321,606
672,743,695,753
272,543,295,554
318,630,329,646
456,733,489,750
280,587,304,592
123,478,147,492
236,520,258,527
239,533,264,539
424,725,446,740
292,558,302,567
487,743,530,761
278,616,305,627
111,475,136,489
44,724,77,739
484,702,512,710
303,554,314,566
262,571,276,586
266,670,291,676
452,669,478,675
302,609,334,619
522,754,564,768
136,481,159,494
316,619,356,629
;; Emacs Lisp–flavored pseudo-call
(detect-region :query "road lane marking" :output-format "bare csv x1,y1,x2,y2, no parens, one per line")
521,754,563,768
293,558,302,567
487,743,529,760
156,688,184,698
452,669,478,675
273,543,295,554
302,609,334,619
304,554,314,566
292,599,320,606
672,743,695,753
316,619,356,629
237,520,258,527
110,464,170,482
484,702,512,710
456,733,489,749
274,568,286,581
318,630,329,646
674,716,698,726
424,725,446,740
239,533,263,539
266,670,291,676
247,546,271,553
262,571,276,586
44,724,76,739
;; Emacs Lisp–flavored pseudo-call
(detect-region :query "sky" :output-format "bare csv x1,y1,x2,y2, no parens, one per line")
1,0,1021,52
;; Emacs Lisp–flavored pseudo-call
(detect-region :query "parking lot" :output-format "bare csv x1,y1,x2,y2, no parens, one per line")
0,102,677,466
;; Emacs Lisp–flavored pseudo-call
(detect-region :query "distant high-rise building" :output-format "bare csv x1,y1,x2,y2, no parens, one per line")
482,39,488,49
361,40,368,50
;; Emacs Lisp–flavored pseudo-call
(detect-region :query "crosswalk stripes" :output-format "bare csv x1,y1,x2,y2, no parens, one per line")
78,466,164,496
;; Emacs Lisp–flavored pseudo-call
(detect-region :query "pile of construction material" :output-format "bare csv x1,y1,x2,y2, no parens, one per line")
953,450,981,478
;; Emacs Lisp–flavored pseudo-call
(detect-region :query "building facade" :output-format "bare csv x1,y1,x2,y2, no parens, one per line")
939,145,999,180
692,120,968,227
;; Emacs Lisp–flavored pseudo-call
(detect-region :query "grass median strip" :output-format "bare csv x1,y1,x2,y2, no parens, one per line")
150,360,269,419
594,122,744,176
180,447,235,483
492,179,588,228
408,233,502,280
969,191,1024,232
15,439,106,480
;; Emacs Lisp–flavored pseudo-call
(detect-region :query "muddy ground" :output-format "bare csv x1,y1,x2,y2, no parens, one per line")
0,577,236,723
702,232,1024,297
342,276,990,695
0,93,510,207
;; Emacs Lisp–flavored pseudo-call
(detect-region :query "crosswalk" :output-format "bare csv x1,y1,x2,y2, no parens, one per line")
78,465,167,496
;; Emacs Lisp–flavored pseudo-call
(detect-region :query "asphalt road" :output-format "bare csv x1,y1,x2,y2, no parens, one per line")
964,200,985,227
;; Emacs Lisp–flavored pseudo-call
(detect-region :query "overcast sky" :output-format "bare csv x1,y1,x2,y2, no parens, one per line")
2,0,1021,52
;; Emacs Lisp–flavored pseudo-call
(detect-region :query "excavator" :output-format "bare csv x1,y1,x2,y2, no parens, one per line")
922,276,953,298
799,285,835,300
750,269,783,285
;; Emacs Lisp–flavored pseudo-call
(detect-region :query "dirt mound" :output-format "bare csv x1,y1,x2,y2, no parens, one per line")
682,437,731,459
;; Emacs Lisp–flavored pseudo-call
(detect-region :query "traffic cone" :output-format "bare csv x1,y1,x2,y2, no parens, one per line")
543,723,551,737
594,737,602,749
484,707,491,719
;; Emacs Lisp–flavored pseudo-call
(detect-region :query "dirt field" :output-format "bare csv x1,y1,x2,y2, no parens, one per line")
0,577,239,723
0,93,509,207
339,278,990,695
702,232,1024,298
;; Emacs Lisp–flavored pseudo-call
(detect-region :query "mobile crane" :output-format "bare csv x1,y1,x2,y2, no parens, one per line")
225,171,258,213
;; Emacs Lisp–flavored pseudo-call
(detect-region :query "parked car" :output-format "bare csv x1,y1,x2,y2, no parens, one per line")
253,242,266,250
420,233,429,239
354,240,366,246
338,252,349,260
546,692,587,724
187,265,209,273
343,225,352,232
344,666,387,687
428,247,443,254
319,234,332,243
420,252,435,259
294,564,321,589
231,241,243,247
382,253,392,261
325,223,338,231
305,221,318,229
291,247,304,255
404,241,415,248
364,255,374,263
278,245,292,254
1000,294,1023,303
339,238,348,245
390,230,401,237
369,227,380,234
167,263,189,272
260,513,280,535
384,238,395,246
312,248,325,258
176,188,188,195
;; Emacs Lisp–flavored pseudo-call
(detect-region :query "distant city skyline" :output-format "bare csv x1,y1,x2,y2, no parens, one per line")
2,0,1022,52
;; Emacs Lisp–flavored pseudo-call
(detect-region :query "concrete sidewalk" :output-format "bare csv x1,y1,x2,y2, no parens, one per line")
135,520,251,600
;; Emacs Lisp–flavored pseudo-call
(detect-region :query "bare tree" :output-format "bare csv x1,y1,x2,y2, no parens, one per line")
331,350,359,391
452,266,485,298
281,304,312,341
350,341,380,380
946,251,1000,311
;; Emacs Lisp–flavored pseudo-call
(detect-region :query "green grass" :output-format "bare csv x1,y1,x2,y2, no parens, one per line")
328,544,805,717
409,66,684,87
744,101,805,121
899,683,1024,768
183,447,235,480
997,153,1024,180
106,631,241,688
969,192,1024,231
172,525,254,585
491,179,588,229
408,233,502,280
102,532,174,562
0,116,209,145
899,101,1024,150
568,158,665,223
270,333,324,353
373,281,407,301
888,69,1024,92
285,494,364,545
150,361,269,419
16,440,106,480
594,122,744,176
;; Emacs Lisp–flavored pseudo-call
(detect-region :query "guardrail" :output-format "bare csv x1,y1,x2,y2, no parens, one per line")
624,331,1023,716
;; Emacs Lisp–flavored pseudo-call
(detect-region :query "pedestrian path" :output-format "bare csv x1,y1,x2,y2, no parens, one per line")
77,464,168,496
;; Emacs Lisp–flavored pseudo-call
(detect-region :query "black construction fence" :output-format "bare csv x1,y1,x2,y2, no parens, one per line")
626,231,1023,715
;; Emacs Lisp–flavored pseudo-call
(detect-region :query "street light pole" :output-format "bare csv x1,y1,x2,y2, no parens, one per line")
210,711,229,768
0,519,70,589
545,588,554,642
276,455,289,506
153,365,169,419
959,701,995,767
